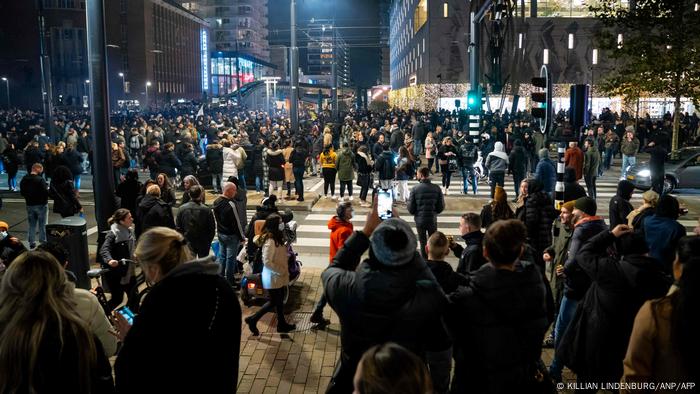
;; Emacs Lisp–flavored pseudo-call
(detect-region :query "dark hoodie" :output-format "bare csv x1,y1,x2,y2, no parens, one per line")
564,167,587,202
609,180,635,228
115,257,241,393
265,149,285,181
205,143,224,173
375,150,396,180
135,194,175,237
524,179,558,255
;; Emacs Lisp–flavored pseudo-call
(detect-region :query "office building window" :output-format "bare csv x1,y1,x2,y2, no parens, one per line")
443,2,448,17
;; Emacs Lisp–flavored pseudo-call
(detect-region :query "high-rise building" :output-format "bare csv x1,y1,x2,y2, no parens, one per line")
378,0,391,85
304,21,351,88
178,0,270,62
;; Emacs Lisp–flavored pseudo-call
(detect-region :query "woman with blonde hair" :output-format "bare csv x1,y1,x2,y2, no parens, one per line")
0,251,113,393
628,189,659,229
114,226,241,393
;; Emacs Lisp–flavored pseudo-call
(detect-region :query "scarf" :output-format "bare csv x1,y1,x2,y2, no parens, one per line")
111,222,135,284
357,151,374,167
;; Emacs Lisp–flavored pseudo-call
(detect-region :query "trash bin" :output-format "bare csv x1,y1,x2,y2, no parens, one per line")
46,216,90,289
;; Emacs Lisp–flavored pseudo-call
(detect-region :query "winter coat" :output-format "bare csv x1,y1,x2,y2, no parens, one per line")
212,196,245,238
438,144,458,166
407,179,445,225
508,144,528,176
176,202,216,256
564,146,584,180
158,150,181,178
312,135,324,157
557,231,671,382
609,180,635,228
282,147,294,182
450,231,486,275
115,257,240,394
563,217,608,300
534,157,556,194
321,231,448,393
448,261,549,394
222,147,238,180
328,216,354,263
459,142,478,168
265,149,285,182
115,178,141,214
205,143,224,174
143,146,161,172
524,185,558,255
355,152,373,174
389,129,404,152
62,149,84,176
252,145,265,178
621,137,640,156
258,236,290,289
135,194,175,237
336,148,355,181
428,260,468,295
180,150,198,178
583,145,601,179
424,137,436,159
484,142,509,174
49,180,81,218
1,147,19,176
563,167,587,202
643,215,686,273
374,150,396,180
111,148,126,170
20,173,49,206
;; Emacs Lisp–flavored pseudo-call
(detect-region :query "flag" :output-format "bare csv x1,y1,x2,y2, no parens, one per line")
196,105,204,118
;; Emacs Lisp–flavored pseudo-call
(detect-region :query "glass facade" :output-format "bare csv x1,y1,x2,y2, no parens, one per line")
521,0,630,18
210,54,272,96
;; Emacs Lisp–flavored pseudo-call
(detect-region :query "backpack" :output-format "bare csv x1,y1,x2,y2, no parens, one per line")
129,135,142,150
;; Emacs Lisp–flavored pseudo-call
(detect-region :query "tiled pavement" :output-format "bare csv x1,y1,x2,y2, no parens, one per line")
236,267,578,394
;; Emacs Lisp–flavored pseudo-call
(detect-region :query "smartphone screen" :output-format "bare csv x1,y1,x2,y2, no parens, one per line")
377,189,393,220
116,306,135,325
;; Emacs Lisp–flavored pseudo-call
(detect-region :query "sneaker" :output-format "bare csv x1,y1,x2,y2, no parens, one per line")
349,196,354,201
244,316,260,336
332,196,338,201
277,322,296,333
444,188,449,196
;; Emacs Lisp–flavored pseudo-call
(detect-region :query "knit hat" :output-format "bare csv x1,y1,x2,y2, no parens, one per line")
574,196,597,216
493,185,507,203
370,218,417,267
0,221,8,230
561,200,576,212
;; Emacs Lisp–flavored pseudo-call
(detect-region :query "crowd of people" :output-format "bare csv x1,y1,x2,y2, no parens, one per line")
0,103,698,393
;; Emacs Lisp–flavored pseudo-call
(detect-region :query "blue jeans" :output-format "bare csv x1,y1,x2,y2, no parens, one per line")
74,175,81,190
604,147,614,170
81,152,89,173
238,172,247,191
211,172,222,193
621,155,636,178
217,232,241,283
461,167,477,194
27,204,48,245
255,176,263,192
549,295,579,379
413,138,423,157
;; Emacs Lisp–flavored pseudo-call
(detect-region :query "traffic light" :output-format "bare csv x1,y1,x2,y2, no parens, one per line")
467,90,480,114
530,66,551,133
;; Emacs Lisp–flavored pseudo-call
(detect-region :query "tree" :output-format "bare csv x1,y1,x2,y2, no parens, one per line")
590,0,700,150
368,100,390,113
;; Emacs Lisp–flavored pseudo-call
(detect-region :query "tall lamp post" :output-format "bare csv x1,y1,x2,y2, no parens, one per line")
83,80,90,108
118,72,125,99
145,81,151,111
290,0,299,132
1,77,9,109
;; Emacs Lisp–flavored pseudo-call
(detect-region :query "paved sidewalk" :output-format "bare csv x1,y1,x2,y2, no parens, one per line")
236,267,576,393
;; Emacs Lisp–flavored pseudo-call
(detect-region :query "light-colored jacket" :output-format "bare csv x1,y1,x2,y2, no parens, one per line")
233,146,247,169
260,236,290,289
73,288,118,356
222,146,238,180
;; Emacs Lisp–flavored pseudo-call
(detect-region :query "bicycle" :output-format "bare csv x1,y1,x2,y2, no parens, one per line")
88,258,149,316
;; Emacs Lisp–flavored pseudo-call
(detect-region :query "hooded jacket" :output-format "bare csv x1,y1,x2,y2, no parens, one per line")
374,150,396,180
557,231,671,381
525,180,558,255
485,141,509,174
609,180,635,228
321,231,448,393
115,257,241,394
265,149,285,181
564,167,587,202
508,141,528,175
222,146,238,179
583,144,601,179
336,148,356,181
534,150,556,194
328,216,354,263
563,217,608,300
176,201,216,256
643,215,686,273
355,151,374,174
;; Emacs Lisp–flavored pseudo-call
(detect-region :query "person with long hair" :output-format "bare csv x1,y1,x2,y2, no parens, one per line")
480,185,514,229
424,131,436,173
156,172,177,206
353,343,433,394
181,174,202,205
98,208,136,312
2,143,20,191
113,227,240,393
621,236,700,391
0,251,113,393
49,165,83,218
355,145,374,207
244,214,296,335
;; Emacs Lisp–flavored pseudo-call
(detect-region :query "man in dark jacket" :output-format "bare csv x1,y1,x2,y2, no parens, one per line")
389,126,404,153
412,117,426,157
206,140,224,193
557,226,670,388
644,139,667,194
447,219,549,393
508,139,528,200
609,180,635,228
212,182,246,283
534,148,556,196
374,143,396,191
643,195,687,273
459,139,479,195
289,143,308,201
176,186,216,258
321,204,448,394
135,185,175,238
549,196,608,382
449,212,486,275
583,138,600,198
408,167,445,259
19,163,49,248
563,167,587,202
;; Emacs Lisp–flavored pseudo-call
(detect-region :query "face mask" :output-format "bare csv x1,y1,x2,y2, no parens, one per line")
0,231,7,241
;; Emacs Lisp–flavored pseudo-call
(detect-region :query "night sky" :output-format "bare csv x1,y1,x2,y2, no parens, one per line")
267,0,382,88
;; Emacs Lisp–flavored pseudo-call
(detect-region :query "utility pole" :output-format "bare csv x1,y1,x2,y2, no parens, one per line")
467,0,492,143
290,0,299,132
36,0,54,141
86,0,117,245
331,25,338,120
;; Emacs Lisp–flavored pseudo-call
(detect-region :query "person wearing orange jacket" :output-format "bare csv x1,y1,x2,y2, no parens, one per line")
310,201,354,326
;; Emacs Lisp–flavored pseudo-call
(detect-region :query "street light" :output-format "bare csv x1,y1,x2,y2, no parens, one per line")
1,77,8,109
84,79,90,108
118,72,126,98
145,81,151,110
